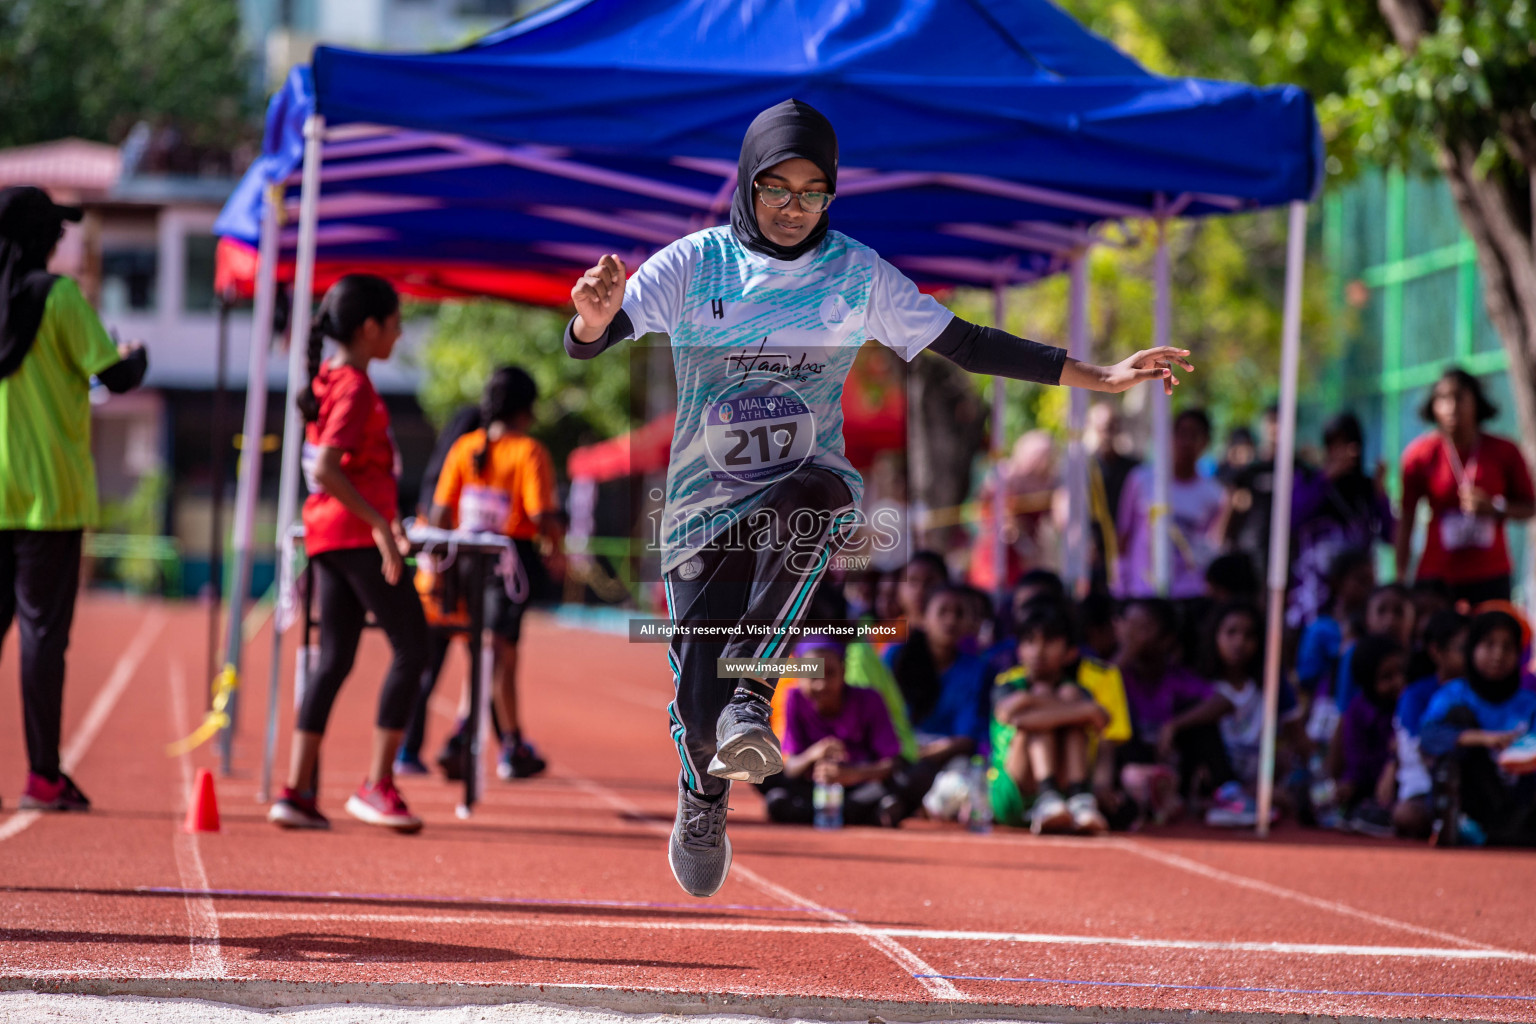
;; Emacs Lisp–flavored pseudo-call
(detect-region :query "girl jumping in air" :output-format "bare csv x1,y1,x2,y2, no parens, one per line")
269,274,430,833
566,99,1193,897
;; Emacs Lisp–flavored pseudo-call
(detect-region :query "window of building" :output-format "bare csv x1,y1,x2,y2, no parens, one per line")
100,248,158,315
457,0,523,14
184,234,218,312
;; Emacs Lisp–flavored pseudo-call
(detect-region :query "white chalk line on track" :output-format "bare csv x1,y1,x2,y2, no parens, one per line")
167,659,225,980
561,771,966,1002
0,609,166,844
1106,838,1519,955
210,910,1536,963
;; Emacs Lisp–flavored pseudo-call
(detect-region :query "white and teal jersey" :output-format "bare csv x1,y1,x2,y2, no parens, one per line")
619,227,953,573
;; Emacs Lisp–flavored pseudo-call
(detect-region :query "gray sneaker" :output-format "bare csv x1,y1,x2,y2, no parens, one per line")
668,777,733,898
707,694,782,784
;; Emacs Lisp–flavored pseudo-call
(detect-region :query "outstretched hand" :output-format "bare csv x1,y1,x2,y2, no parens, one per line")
1097,346,1194,395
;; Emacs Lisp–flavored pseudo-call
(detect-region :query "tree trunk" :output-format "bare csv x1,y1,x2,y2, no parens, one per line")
1379,0,1536,574
908,352,989,552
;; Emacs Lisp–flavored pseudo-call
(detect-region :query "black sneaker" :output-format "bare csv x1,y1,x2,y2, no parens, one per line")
436,731,467,782
708,693,782,784
267,787,330,829
497,739,547,780
668,776,732,898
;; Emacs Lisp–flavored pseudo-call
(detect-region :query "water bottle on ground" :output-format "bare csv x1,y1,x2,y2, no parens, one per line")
813,780,844,829
965,755,993,833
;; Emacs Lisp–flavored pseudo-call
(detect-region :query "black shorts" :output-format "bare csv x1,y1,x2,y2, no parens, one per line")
484,537,548,644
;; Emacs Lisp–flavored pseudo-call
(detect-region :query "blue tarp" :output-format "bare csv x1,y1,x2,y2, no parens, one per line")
216,0,1322,290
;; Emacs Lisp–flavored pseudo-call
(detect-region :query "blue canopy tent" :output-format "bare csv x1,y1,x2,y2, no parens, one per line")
216,0,1320,829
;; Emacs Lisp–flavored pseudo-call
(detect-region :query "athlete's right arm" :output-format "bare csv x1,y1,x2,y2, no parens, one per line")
570,254,627,344
566,240,691,360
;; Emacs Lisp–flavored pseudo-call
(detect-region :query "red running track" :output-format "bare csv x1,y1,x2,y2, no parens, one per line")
1,596,1533,1022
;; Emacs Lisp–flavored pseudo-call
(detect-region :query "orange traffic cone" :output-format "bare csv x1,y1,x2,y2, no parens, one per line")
183,768,221,833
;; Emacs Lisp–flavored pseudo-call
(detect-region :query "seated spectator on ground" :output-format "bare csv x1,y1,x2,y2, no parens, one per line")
990,601,1129,835
1077,590,1118,662
982,570,1070,683
1327,634,1406,836
1296,546,1375,742
760,636,939,828
885,585,991,760
1393,610,1469,838
1420,611,1536,847
956,584,997,656
1114,597,1231,819
1205,551,1261,606
1407,580,1454,673
1334,583,1416,712
897,550,949,627
1200,602,1299,827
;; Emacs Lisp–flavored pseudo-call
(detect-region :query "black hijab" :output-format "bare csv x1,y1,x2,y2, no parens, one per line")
1464,611,1524,705
0,187,79,380
729,99,838,261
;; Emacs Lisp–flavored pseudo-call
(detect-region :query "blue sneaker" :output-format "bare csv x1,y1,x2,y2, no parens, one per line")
393,752,430,777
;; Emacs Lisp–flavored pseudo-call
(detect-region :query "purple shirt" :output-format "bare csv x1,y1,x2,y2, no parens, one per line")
783,686,902,765
1119,664,1214,739
1339,694,1395,795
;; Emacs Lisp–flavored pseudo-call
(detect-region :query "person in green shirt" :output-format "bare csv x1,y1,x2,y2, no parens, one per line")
0,186,147,812
990,599,1132,835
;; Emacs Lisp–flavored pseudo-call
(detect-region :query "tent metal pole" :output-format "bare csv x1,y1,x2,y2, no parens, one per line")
1064,251,1090,592
1257,199,1308,837
225,195,278,787
992,283,1009,604
259,114,326,803
1151,218,1172,596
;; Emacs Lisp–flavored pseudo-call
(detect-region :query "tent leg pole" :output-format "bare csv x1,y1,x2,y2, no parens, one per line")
1151,218,1172,596
1065,252,1090,593
209,298,230,704
262,114,326,801
223,197,278,792
1257,200,1308,838
991,283,1009,605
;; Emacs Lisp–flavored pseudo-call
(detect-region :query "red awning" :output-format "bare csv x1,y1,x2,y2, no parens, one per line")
214,237,576,307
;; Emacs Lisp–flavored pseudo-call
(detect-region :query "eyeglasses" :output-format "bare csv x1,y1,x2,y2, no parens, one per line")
754,182,836,214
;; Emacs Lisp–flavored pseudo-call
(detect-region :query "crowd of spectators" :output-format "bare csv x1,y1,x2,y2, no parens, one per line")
756,366,1536,847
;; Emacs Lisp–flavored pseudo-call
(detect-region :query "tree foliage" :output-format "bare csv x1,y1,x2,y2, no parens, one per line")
0,0,254,156
410,301,633,473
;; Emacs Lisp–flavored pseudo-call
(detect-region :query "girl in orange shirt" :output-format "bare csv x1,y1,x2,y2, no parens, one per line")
430,367,564,779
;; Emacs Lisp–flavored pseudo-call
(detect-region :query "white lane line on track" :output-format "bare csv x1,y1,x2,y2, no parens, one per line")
0,608,166,843
561,772,967,1002
1108,838,1519,955
213,911,1536,963
167,659,225,980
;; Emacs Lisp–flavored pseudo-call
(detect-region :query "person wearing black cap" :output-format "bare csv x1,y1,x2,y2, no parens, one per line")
0,185,148,812
565,100,1194,897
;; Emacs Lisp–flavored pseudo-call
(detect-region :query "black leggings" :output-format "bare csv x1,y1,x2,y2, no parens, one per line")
301,547,430,734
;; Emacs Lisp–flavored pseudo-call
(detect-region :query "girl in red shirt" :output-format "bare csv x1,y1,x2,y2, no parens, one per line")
268,274,430,833
1397,368,1535,606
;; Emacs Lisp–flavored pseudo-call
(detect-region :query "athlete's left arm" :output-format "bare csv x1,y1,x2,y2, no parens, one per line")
928,317,1192,396
867,258,1191,394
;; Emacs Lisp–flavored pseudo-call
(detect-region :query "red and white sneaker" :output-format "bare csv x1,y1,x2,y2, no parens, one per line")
345,776,422,832
20,772,90,811
267,787,330,829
